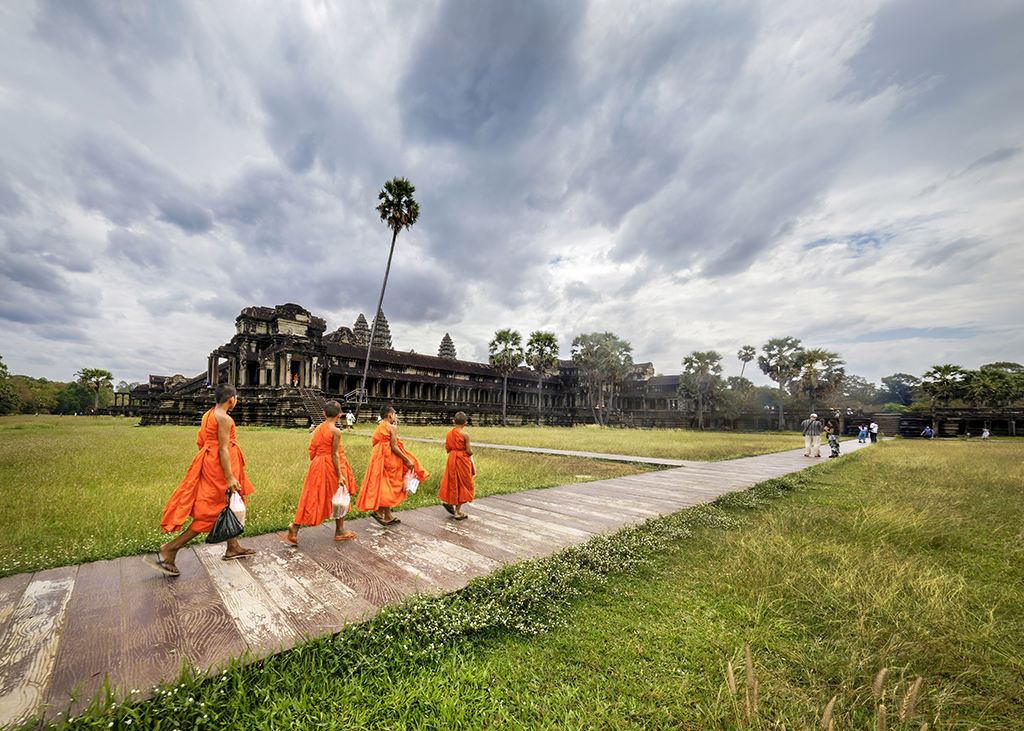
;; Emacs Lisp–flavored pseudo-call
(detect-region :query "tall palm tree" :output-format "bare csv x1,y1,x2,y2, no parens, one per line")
571,333,605,425
76,367,113,414
356,177,419,419
488,329,524,426
597,333,633,423
525,331,559,425
758,337,804,430
737,345,756,378
792,348,845,414
921,364,965,430
681,350,723,430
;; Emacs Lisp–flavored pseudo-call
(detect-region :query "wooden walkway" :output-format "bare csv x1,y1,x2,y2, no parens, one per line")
0,439,871,726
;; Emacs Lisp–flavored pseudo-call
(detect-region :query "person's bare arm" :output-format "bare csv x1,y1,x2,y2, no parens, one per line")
463,433,472,457
331,424,345,486
389,423,414,469
216,410,241,493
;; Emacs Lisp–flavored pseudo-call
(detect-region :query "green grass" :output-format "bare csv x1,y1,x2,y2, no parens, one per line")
14,438,1022,730
395,423,811,461
0,415,663,577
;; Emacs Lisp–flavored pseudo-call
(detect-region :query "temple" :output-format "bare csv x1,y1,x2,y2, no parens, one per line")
133,303,695,428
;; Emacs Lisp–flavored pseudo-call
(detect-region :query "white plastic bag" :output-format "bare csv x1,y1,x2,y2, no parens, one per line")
470,456,477,476
403,469,419,494
330,485,351,520
229,491,246,527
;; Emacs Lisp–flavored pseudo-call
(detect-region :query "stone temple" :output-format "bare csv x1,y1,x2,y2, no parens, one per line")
131,303,692,428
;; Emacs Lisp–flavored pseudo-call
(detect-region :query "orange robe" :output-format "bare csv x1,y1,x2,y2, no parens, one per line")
160,408,255,533
438,427,474,506
356,421,429,511
293,422,359,526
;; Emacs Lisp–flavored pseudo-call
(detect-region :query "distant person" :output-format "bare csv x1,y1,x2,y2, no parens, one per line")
279,400,359,546
869,421,879,443
801,413,823,457
826,421,841,458
858,424,868,443
147,384,256,576
438,412,474,520
921,426,934,439
356,405,429,526
345,409,355,430
981,427,990,441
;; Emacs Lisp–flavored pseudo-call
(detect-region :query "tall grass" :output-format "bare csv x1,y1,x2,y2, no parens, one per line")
0,416,660,577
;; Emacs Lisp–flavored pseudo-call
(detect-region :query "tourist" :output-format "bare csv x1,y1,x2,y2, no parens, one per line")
982,427,990,441
801,412,823,457
858,424,868,443
869,421,879,443
826,420,841,458
146,384,256,576
921,425,934,439
438,411,475,520
356,405,429,525
279,400,359,546
345,409,355,430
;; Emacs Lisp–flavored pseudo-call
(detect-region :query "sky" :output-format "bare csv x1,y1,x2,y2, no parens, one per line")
1,0,1022,391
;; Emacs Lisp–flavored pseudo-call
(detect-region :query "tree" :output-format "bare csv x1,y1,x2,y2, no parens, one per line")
571,333,632,426
838,375,879,407
791,349,844,413
489,329,524,426
76,368,113,414
680,350,723,430
961,368,1015,407
357,177,420,419
980,361,1024,375
737,345,756,379
57,382,94,414
718,376,755,429
438,333,457,359
525,331,559,425
0,354,14,414
880,373,920,406
921,364,966,430
758,337,804,430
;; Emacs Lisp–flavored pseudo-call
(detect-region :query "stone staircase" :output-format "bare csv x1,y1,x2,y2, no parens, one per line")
298,388,327,426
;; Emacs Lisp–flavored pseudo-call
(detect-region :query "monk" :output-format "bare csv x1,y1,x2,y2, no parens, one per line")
438,411,474,520
356,404,428,526
279,400,359,545
146,384,256,576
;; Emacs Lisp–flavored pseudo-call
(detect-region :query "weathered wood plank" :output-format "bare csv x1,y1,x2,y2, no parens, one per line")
193,544,300,657
488,495,619,534
0,566,77,726
397,511,541,564
498,491,625,528
46,559,124,715
0,574,31,645
352,524,491,593
468,501,596,543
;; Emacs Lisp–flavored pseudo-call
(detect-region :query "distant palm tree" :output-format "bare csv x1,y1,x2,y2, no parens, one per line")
488,329,524,426
792,348,845,414
356,177,419,419
737,345,756,378
758,337,804,430
76,367,113,414
525,331,559,425
681,350,723,430
921,364,966,430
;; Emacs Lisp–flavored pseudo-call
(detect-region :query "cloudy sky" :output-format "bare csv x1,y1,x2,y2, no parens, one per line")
1,0,1022,391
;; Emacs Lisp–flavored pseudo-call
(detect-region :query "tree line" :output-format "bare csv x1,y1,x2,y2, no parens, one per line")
0,356,135,415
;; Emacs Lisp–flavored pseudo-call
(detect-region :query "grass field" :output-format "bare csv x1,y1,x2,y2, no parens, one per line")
0,415,683,577
14,438,1021,730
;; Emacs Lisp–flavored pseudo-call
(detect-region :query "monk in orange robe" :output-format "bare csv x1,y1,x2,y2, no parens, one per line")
146,384,256,576
356,404,428,525
279,400,359,545
438,411,474,520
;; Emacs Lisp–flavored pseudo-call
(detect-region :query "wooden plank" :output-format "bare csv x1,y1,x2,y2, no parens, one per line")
463,503,594,551
0,566,77,728
402,507,553,561
563,480,689,510
468,501,596,543
397,510,548,564
240,533,373,636
549,488,665,518
500,491,627,529
488,495,620,534
352,523,492,593
193,544,300,657
161,549,248,674
46,559,124,716
0,574,31,645
296,519,440,611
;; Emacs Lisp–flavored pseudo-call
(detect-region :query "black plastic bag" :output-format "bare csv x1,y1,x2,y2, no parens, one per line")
206,490,244,544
